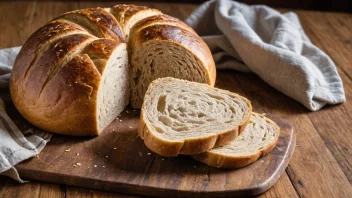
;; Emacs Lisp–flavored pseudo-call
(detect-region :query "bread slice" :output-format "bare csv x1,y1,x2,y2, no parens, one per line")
192,113,280,169
138,77,252,157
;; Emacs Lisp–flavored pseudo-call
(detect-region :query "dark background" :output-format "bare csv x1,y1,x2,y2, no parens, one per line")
43,0,351,12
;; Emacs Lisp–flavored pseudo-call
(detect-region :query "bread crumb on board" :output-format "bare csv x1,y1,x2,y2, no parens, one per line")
65,149,71,152
73,162,81,167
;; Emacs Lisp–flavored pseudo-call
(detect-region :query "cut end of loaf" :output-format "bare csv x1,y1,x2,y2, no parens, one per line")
139,77,252,157
129,39,210,108
97,43,130,133
192,113,280,169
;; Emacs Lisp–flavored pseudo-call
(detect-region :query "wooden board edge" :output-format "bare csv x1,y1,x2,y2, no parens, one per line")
16,115,296,197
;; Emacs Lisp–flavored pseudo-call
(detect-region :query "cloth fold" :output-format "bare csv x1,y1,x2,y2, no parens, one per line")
0,46,51,182
185,0,345,110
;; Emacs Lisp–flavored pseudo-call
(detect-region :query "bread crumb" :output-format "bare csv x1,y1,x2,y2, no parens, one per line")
94,165,97,168
129,126,132,129
119,120,122,123
73,163,81,167
105,156,109,158
126,110,129,113
147,153,151,155
103,166,105,168
162,158,164,161
65,149,71,152
112,129,115,132
76,153,79,156
113,147,117,150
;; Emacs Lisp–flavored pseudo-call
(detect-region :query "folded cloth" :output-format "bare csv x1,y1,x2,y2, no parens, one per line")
185,0,346,110
0,46,52,182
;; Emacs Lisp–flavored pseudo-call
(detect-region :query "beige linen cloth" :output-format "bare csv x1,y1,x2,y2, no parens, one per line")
0,46,51,182
185,0,345,111
0,0,346,182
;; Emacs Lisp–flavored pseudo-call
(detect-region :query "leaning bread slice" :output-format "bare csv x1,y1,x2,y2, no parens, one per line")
138,77,252,157
192,113,280,169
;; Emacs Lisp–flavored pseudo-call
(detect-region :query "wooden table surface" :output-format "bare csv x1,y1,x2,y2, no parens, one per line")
0,1,351,197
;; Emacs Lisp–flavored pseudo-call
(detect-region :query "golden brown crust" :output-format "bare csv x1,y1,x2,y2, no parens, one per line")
16,54,101,136
11,19,88,83
109,4,162,36
82,39,120,73
192,113,281,169
130,24,216,86
10,35,122,136
130,14,197,36
59,8,124,41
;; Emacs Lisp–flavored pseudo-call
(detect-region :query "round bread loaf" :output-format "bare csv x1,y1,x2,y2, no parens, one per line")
10,5,216,136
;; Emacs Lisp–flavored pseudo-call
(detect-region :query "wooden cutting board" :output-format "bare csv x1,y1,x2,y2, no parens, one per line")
9,101,295,197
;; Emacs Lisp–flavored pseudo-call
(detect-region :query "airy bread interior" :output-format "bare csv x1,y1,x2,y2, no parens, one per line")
139,77,252,156
130,40,208,108
97,43,130,132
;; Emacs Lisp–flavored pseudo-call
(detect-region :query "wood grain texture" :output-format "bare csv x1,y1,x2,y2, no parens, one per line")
10,101,295,197
1,1,352,198
296,10,352,184
0,176,64,198
234,72,352,198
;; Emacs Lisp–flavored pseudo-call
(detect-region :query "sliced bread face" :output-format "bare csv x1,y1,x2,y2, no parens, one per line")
139,77,252,157
192,113,280,169
129,24,216,108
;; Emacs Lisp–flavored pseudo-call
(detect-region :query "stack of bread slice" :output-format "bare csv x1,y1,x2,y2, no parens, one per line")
138,77,280,169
